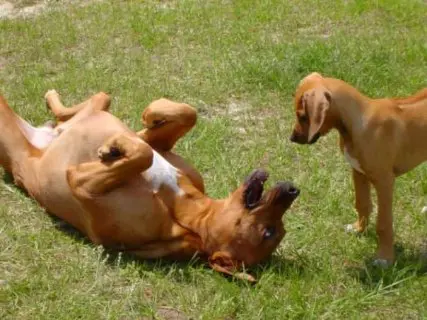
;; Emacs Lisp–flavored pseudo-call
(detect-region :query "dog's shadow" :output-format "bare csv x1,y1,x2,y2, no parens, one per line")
3,171,425,286
46,213,427,288
345,243,427,290
2,171,304,285
49,214,310,285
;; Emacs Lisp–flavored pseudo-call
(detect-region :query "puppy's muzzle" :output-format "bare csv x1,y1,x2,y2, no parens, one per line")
290,131,319,144
289,131,307,144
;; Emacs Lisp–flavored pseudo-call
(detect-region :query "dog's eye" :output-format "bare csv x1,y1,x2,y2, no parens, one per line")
263,226,276,240
152,119,166,128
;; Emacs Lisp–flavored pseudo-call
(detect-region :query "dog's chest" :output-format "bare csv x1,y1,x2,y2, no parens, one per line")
143,151,184,195
343,147,365,174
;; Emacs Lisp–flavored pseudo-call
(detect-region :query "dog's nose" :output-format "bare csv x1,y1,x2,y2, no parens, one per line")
289,133,295,142
289,132,297,142
277,181,300,198
285,183,300,197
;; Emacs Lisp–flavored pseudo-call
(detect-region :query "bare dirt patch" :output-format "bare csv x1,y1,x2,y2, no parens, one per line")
0,0,46,19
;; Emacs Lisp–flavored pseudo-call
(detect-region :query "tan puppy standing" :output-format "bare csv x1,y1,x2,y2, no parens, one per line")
290,72,427,266
0,90,300,281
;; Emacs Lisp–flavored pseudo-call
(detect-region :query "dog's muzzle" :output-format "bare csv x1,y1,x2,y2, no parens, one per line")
289,131,307,144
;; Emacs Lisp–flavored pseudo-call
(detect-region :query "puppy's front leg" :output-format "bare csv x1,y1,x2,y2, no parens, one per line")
67,132,153,196
372,174,395,266
347,169,372,233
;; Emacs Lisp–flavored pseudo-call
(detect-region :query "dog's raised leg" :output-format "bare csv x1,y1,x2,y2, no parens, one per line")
45,90,111,123
0,96,38,179
136,98,197,151
136,98,204,192
372,174,395,266
346,169,372,233
66,132,153,243
67,132,153,195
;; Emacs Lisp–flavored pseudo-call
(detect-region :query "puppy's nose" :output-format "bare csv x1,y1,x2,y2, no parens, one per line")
289,132,298,143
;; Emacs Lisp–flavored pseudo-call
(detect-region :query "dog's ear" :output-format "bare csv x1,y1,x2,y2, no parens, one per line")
209,251,256,282
302,87,332,142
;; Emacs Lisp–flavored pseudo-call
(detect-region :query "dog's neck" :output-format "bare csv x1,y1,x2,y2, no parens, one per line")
159,174,227,253
326,78,371,143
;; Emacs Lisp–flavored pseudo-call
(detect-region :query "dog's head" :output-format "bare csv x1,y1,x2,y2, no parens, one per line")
207,169,299,281
290,72,333,144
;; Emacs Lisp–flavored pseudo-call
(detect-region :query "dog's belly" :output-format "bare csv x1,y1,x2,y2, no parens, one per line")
32,113,132,227
34,112,185,244
91,179,180,245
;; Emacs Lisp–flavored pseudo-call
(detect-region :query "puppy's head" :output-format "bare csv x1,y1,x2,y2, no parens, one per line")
207,169,299,281
290,72,333,144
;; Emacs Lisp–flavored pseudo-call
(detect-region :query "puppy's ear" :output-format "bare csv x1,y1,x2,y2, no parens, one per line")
302,87,331,142
209,251,256,282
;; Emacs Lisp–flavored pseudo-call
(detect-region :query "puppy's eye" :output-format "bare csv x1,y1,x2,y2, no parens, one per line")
263,226,276,240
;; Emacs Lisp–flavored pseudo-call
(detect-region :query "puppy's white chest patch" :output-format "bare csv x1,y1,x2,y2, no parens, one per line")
17,116,59,149
343,147,365,174
143,150,184,195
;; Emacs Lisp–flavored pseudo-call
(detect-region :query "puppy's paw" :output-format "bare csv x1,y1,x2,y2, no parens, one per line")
344,223,363,234
345,224,357,233
421,206,427,214
345,221,366,234
97,145,123,162
372,259,391,268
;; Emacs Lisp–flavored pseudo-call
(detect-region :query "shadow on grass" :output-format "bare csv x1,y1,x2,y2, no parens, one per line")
346,243,427,289
3,171,424,286
47,213,308,286
2,170,304,285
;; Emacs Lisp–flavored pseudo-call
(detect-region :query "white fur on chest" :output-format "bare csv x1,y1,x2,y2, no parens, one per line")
17,116,59,149
343,147,365,174
143,150,184,195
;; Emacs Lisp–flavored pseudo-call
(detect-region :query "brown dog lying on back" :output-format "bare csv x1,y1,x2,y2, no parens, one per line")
290,72,427,266
0,90,299,281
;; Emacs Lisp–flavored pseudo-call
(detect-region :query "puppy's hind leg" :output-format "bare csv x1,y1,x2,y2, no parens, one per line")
45,90,111,123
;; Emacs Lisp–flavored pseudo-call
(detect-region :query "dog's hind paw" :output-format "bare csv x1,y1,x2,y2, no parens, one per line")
372,259,391,268
44,89,58,100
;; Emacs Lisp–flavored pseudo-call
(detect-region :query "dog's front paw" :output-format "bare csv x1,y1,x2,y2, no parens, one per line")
372,259,392,268
98,145,123,162
345,224,357,233
344,223,364,234
344,221,367,234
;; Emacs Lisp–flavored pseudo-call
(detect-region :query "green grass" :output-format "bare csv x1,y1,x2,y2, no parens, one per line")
0,0,426,319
